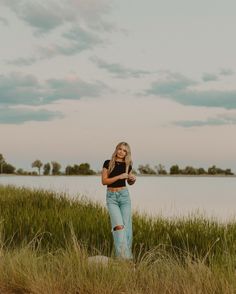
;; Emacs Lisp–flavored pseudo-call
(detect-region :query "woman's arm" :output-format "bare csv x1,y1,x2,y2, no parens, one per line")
101,168,128,185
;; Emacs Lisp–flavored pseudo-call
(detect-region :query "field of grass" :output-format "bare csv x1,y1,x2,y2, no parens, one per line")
1,184,236,293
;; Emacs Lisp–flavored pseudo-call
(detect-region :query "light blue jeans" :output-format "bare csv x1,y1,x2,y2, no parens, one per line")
106,188,133,259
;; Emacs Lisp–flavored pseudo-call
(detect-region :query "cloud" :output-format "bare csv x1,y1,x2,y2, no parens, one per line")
1,1,69,33
0,72,42,106
1,0,111,33
0,72,106,107
173,113,236,127
202,73,219,82
219,68,234,76
3,0,111,66
145,73,196,95
90,56,152,78
55,26,102,54
6,26,103,66
201,69,234,82
172,90,236,109
44,76,106,103
145,72,236,109
0,106,64,124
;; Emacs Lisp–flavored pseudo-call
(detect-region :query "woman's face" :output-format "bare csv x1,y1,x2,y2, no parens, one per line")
116,145,127,160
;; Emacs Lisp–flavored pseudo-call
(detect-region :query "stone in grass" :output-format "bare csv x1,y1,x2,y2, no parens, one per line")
87,255,110,266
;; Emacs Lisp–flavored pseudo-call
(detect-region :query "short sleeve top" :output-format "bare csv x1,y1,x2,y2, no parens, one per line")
103,159,132,187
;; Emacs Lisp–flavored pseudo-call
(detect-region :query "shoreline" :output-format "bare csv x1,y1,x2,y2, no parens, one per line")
0,173,236,177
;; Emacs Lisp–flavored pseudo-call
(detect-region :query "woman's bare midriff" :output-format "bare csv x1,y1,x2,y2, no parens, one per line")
107,186,127,192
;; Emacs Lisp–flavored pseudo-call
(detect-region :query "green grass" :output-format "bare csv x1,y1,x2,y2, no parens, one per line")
1,184,236,261
1,184,236,293
0,184,112,254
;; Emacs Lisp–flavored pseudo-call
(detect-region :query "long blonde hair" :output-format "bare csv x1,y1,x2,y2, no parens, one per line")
107,142,133,175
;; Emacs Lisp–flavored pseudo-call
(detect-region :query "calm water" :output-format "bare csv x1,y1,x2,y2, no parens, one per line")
0,175,236,221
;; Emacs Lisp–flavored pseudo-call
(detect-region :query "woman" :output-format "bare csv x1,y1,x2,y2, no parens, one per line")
101,142,136,259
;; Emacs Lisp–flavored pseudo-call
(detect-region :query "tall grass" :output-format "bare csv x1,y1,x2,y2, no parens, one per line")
0,184,111,254
1,184,236,293
1,184,236,262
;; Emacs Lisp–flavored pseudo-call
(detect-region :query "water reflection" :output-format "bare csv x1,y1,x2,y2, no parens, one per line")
0,175,236,221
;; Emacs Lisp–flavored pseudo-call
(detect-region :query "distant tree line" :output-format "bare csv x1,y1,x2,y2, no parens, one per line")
0,153,234,176
138,164,234,176
31,160,96,175
137,164,167,175
0,153,96,175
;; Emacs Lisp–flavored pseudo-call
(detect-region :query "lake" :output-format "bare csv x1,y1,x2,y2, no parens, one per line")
0,175,236,221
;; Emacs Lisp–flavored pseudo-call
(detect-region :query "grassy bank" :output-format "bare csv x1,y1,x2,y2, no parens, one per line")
1,184,236,293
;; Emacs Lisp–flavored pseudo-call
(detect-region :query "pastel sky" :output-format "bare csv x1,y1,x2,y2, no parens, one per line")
1,0,236,172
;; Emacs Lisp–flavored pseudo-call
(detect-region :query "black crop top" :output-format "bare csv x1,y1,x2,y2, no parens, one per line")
103,159,132,187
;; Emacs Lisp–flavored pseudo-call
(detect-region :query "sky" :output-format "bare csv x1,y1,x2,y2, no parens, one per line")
1,0,236,173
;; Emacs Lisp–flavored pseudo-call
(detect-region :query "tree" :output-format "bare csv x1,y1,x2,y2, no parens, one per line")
64,163,96,175
17,168,25,175
225,168,234,175
198,168,206,175
72,164,80,175
51,161,61,175
170,164,180,175
2,163,15,174
216,167,224,174
31,160,43,175
155,164,167,175
138,164,156,175
182,166,198,175
43,162,51,175
77,163,96,175
0,153,6,174
208,165,217,175
65,165,74,175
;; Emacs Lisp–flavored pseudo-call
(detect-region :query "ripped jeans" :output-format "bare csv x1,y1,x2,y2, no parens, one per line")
106,188,133,259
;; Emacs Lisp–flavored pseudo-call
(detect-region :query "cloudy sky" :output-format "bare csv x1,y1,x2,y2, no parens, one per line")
1,0,236,173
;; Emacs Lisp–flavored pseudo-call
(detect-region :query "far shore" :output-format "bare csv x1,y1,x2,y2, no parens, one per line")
0,173,236,177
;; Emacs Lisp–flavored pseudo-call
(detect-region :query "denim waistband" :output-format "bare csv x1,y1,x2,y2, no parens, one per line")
106,187,128,193
107,186,127,191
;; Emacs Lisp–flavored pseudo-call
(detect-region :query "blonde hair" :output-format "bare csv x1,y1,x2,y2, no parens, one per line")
107,142,133,175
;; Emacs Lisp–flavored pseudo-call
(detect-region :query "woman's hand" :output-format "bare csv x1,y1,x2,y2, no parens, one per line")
119,173,129,179
128,175,136,181
127,174,136,185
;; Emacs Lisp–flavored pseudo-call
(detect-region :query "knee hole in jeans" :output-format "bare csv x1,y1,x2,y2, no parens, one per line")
113,225,124,231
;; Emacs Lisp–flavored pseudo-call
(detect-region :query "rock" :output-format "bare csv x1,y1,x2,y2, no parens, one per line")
87,255,110,266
